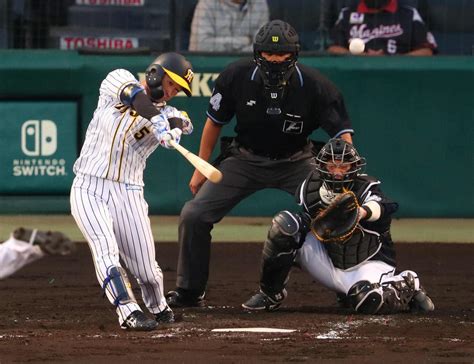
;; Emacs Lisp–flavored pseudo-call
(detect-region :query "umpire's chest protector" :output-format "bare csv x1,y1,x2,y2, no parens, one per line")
233,66,321,149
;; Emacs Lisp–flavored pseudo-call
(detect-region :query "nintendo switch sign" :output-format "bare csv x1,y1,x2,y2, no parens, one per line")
0,101,78,194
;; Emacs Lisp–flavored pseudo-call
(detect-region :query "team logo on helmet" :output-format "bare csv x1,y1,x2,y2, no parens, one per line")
272,36,279,42
184,69,194,84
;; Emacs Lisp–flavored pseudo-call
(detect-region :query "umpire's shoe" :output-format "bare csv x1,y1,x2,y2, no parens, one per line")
121,310,158,331
166,289,205,308
242,289,287,312
155,306,175,324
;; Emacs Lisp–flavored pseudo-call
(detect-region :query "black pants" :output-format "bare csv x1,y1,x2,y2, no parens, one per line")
175,143,315,293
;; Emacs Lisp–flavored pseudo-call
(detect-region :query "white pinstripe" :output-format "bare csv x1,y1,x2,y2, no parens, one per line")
70,69,170,325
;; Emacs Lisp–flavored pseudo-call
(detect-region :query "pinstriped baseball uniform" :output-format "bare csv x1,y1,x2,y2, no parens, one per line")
70,69,171,324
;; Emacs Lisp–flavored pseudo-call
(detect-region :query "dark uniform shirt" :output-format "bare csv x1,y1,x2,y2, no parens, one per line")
331,1,437,55
206,58,353,158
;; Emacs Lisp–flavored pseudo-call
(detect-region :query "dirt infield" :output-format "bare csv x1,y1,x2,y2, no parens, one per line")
1,242,473,363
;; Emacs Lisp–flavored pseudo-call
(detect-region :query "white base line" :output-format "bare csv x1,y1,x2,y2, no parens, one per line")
212,328,296,333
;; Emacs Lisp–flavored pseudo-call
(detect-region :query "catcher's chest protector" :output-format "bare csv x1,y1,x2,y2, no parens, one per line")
300,172,384,269
324,229,382,270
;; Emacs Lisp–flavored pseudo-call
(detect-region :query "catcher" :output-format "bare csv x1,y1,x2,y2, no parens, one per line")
242,139,434,314
0,227,75,279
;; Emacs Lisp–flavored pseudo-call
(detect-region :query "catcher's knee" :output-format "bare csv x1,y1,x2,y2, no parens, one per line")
102,266,137,307
347,280,384,314
265,211,309,254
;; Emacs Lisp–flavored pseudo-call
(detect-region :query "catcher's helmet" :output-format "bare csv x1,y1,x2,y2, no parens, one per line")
253,20,300,88
315,139,365,192
145,52,194,101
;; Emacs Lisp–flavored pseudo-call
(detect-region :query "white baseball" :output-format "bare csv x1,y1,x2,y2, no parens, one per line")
349,38,365,55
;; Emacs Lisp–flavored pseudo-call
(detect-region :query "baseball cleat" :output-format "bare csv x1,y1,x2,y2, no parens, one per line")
121,310,158,331
13,227,76,256
242,289,287,311
155,307,175,324
410,289,435,312
166,289,205,308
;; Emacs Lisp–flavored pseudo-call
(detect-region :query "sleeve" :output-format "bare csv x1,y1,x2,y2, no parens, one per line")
409,8,437,52
205,68,236,125
329,8,349,47
316,78,353,138
361,184,399,222
99,69,140,101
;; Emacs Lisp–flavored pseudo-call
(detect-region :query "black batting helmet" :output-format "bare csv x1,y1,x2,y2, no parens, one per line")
145,52,194,100
315,139,366,193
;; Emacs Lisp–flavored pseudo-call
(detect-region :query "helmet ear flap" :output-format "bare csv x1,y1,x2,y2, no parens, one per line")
145,64,165,101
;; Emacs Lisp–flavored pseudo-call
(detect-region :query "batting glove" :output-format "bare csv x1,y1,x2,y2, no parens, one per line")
159,128,182,149
150,113,170,135
161,106,193,135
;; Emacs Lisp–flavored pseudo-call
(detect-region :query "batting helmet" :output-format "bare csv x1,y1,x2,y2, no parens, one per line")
145,52,194,100
315,139,365,192
253,20,300,88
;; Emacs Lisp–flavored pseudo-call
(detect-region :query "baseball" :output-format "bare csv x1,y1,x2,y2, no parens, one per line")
349,38,365,55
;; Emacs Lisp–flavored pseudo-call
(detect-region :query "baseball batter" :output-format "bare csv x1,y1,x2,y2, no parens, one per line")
70,52,194,331
243,139,435,314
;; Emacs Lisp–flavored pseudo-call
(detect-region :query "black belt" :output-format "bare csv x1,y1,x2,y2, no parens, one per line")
242,146,301,160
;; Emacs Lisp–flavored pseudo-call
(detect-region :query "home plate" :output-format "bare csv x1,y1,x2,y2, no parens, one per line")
212,328,296,333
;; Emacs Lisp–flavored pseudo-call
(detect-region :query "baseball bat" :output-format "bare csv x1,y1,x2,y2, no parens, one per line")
169,140,223,183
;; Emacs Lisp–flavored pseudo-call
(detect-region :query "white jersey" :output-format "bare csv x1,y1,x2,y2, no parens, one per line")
73,69,164,186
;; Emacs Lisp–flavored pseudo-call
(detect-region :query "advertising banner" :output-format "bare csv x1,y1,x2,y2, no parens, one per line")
0,101,78,194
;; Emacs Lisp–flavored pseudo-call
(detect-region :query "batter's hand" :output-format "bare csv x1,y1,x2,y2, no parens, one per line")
189,169,206,195
160,128,182,149
162,106,193,135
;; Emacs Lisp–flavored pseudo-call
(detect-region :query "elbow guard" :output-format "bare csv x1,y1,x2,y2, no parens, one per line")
120,83,144,105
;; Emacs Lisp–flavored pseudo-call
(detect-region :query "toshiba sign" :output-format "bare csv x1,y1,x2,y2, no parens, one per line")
60,36,139,50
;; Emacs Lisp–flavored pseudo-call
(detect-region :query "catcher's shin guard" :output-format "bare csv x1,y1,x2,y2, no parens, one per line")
102,266,137,307
347,271,434,314
260,211,309,295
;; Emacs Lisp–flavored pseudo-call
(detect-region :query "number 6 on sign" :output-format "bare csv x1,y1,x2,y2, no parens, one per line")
169,140,223,183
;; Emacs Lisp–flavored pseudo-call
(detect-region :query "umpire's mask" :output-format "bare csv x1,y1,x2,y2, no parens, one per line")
253,20,300,115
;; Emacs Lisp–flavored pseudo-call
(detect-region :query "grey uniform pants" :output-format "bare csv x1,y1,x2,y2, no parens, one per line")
176,143,315,293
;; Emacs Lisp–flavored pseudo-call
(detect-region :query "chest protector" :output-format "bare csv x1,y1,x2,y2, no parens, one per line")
299,172,383,270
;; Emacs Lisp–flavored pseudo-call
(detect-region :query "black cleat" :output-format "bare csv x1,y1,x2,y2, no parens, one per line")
121,310,158,331
165,290,205,308
242,290,287,312
155,307,175,324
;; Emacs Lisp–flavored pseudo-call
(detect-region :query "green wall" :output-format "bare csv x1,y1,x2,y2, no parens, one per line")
0,50,473,217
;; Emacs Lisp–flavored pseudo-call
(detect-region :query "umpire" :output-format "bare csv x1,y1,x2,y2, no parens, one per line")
167,19,354,307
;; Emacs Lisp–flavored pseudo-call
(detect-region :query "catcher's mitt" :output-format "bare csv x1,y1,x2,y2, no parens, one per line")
311,191,360,243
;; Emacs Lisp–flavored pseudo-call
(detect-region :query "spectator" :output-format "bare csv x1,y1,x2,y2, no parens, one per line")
327,0,436,56
0,228,75,280
189,0,269,52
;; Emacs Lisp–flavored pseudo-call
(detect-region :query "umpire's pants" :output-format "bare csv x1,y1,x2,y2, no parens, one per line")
176,144,315,293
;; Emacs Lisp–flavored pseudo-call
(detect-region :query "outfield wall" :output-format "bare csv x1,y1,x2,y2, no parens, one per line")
0,50,472,217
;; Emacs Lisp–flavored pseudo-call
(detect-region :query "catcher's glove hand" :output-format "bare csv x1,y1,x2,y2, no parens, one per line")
311,191,360,243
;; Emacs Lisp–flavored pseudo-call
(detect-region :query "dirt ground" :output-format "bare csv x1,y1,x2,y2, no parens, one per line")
1,242,473,363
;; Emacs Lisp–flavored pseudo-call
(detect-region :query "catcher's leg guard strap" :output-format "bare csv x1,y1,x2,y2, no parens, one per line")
102,266,137,307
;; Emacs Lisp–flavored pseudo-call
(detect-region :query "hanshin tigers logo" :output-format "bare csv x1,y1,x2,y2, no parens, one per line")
184,69,194,84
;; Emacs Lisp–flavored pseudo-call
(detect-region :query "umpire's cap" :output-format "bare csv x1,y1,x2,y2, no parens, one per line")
253,20,300,55
146,52,194,97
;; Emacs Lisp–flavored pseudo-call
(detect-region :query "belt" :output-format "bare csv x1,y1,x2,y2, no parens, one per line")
241,146,301,160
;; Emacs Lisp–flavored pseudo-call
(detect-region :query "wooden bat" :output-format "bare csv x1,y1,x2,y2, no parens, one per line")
169,140,223,183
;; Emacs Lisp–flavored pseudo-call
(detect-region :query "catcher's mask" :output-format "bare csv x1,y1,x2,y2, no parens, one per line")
145,52,194,101
315,139,365,193
253,20,300,115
